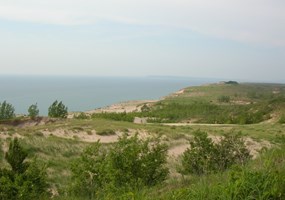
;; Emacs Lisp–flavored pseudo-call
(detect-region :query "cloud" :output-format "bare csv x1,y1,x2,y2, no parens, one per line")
0,0,284,46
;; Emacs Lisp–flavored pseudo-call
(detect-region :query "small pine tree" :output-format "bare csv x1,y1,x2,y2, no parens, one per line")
28,103,39,120
1,138,50,199
0,101,15,120
5,138,28,174
48,100,68,118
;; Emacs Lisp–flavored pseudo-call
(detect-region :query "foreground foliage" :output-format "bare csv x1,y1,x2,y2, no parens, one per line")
164,143,285,200
0,138,49,200
181,131,251,175
69,135,169,199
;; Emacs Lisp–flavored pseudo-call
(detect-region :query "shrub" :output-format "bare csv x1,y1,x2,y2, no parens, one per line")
0,101,15,120
96,129,116,136
141,104,150,112
48,100,68,118
108,134,169,189
215,134,251,171
70,135,169,198
181,130,216,175
279,114,285,124
28,103,39,120
218,95,231,103
70,141,108,199
74,112,89,119
181,131,251,175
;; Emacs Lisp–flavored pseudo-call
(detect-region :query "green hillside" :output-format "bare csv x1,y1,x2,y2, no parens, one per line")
0,82,285,199
144,82,285,123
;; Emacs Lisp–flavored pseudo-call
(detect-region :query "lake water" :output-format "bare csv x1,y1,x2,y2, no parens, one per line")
0,76,216,115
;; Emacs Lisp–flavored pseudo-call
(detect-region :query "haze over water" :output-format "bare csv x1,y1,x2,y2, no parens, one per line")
0,76,216,116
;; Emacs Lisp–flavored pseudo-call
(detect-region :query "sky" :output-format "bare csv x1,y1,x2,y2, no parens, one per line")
0,0,284,82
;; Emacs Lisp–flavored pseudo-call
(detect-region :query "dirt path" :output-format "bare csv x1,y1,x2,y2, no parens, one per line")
159,123,242,127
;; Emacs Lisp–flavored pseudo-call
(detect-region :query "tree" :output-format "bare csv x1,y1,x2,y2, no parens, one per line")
5,138,28,174
48,100,68,118
28,103,39,120
0,101,15,120
0,138,49,199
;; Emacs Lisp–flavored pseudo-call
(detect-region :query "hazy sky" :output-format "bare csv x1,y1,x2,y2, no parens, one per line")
0,0,284,82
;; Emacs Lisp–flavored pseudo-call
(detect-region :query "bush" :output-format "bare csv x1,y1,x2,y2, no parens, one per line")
215,134,251,171
70,135,169,198
74,112,89,120
0,101,15,120
141,104,150,112
70,141,108,199
28,103,39,120
218,95,230,103
48,100,68,118
108,134,169,189
181,131,251,175
279,114,285,124
96,129,116,136
181,130,216,175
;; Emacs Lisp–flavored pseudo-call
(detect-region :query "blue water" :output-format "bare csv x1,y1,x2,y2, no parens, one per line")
0,76,216,115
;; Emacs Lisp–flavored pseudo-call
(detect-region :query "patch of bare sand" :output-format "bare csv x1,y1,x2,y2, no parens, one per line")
40,128,151,143
231,100,252,105
0,132,23,140
85,100,158,115
41,129,118,143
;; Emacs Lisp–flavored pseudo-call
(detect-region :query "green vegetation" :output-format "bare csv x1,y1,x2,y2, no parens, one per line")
28,103,39,120
161,142,285,200
92,83,285,124
92,112,135,122
69,134,168,199
96,129,116,136
0,101,15,120
0,82,285,199
279,114,285,124
181,130,251,175
48,100,68,118
74,112,90,120
0,138,49,199
218,95,230,103
144,101,271,124
224,81,239,85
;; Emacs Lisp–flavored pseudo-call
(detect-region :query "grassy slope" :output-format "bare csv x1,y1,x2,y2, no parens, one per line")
0,82,285,198
145,82,285,123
